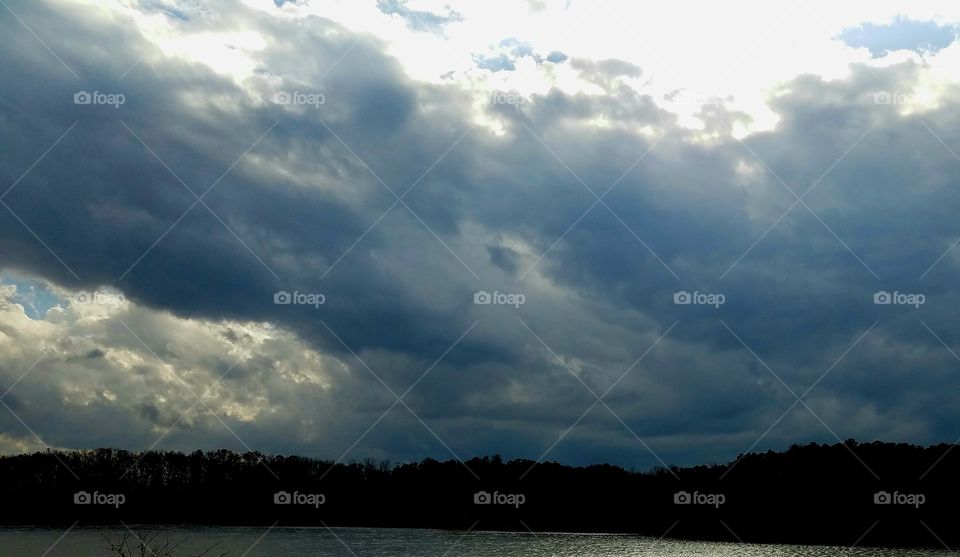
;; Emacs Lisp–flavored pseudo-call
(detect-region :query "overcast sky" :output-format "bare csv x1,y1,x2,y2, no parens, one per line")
2,0,960,470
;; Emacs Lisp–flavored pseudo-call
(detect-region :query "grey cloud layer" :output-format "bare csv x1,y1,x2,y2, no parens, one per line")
1,0,959,468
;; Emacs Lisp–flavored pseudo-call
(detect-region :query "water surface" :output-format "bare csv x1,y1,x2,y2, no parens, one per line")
2,526,956,556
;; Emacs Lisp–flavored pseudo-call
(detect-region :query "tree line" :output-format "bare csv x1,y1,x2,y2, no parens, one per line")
1,440,957,548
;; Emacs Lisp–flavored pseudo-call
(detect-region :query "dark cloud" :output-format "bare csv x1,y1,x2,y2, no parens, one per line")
1,0,960,470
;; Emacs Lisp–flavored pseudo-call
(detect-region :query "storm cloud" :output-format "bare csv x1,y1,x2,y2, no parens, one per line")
1,0,960,470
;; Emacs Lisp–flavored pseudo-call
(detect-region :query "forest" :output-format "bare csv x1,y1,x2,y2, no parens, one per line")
0,440,956,548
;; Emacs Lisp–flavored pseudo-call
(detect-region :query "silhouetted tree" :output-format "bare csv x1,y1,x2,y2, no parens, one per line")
103,528,226,557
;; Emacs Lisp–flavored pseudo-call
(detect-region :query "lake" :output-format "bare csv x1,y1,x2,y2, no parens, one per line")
1,526,956,556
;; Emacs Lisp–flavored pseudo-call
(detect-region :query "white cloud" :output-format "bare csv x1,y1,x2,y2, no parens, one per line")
0,279,345,453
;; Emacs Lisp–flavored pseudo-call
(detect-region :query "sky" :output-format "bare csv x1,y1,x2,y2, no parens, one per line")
1,0,960,470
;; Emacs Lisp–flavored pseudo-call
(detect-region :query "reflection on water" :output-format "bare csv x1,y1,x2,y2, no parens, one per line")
1,527,957,556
